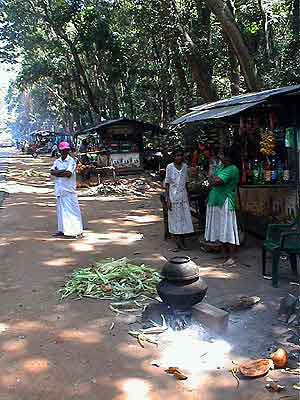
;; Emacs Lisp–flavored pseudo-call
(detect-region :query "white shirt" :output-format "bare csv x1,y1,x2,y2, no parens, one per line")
51,155,77,197
165,162,189,204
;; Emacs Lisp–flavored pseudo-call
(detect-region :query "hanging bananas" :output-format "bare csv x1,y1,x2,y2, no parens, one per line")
260,130,276,156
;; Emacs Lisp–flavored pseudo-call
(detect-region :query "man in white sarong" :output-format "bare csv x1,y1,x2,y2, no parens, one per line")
50,141,83,239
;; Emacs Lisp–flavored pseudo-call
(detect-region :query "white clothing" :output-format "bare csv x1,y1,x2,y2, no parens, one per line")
51,155,77,197
57,193,83,236
165,162,194,235
51,155,83,236
205,198,240,245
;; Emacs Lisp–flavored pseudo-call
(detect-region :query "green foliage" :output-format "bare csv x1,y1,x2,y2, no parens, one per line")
0,0,299,138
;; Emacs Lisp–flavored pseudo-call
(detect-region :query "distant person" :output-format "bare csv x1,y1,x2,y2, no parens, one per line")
51,143,58,158
165,148,194,250
205,149,240,265
50,142,83,239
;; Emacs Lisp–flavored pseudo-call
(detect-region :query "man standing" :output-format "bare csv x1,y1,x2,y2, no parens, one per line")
50,141,83,238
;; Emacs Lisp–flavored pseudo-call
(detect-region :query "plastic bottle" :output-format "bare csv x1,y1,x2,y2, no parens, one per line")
265,161,272,184
271,158,277,184
253,159,260,184
283,160,290,183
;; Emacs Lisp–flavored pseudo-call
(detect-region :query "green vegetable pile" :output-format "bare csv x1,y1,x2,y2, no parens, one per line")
59,258,160,301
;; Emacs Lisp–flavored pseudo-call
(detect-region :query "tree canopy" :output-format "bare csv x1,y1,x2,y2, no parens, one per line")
0,0,299,137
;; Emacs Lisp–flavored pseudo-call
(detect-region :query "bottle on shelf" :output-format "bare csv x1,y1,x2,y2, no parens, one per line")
241,159,247,185
253,159,260,184
277,160,284,184
283,160,290,183
259,161,265,184
271,158,277,184
247,160,253,184
264,161,272,184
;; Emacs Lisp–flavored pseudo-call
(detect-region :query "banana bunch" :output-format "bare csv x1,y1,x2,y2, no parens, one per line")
260,130,276,156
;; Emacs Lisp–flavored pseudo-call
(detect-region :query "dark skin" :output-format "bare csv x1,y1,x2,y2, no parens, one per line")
50,149,72,178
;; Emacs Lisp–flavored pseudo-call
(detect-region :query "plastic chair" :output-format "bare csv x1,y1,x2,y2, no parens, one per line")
262,217,300,287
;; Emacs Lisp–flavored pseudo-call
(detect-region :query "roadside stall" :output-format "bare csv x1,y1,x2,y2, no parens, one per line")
27,131,74,158
74,118,164,186
171,84,300,238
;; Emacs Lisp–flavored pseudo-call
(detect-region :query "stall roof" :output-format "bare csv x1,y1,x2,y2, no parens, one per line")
190,84,300,112
171,101,264,125
76,118,164,136
171,84,300,125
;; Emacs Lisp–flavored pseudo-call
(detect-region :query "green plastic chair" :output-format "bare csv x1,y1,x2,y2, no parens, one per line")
262,217,300,287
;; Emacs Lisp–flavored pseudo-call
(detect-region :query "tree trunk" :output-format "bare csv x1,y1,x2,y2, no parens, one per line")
204,0,260,91
293,0,300,44
170,0,218,102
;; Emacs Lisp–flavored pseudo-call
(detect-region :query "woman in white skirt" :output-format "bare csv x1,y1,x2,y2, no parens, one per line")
165,149,194,250
205,150,240,265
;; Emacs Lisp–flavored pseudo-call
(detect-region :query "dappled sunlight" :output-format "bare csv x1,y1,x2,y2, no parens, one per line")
125,215,160,224
0,372,28,388
0,323,9,334
199,266,239,280
22,357,49,374
58,328,103,344
68,230,144,250
68,241,95,252
116,378,154,400
0,181,52,194
2,339,27,353
43,257,77,267
12,320,45,332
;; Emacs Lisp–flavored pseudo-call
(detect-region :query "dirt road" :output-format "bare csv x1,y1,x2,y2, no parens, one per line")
0,152,298,400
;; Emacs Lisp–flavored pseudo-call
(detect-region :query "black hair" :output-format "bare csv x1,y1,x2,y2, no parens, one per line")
223,147,237,164
173,147,184,157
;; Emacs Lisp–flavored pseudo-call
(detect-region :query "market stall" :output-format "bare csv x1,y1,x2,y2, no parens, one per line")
74,118,164,185
27,131,74,158
171,84,300,238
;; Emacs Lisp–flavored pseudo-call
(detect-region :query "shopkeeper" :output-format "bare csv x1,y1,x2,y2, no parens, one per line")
205,149,240,265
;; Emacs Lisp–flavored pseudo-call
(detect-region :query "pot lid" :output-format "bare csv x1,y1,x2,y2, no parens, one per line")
161,256,199,281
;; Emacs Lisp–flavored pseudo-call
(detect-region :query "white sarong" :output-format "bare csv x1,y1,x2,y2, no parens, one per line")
57,193,83,236
205,198,239,245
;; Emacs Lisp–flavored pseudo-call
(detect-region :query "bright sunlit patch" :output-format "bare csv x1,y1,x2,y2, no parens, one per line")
22,357,49,374
159,325,231,389
74,230,144,246
58,329,102,344
44,257,76,267
68,242,95,252
120,378,152,400
13,320,44,332
2,339,27,352
125,215,160,223
0,323,9,333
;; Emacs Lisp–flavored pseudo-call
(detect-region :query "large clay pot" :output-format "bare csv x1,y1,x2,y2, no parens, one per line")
157,256,208,310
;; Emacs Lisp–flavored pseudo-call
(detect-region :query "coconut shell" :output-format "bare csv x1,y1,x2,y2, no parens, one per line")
239,359,274,378
271,348,288,369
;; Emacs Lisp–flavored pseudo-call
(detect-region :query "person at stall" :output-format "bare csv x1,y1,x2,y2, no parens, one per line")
50,141,83,239
165,148,194,250
205,149,240,265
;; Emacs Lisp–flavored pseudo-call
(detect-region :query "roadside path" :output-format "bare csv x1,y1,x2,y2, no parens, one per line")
0,153,297,400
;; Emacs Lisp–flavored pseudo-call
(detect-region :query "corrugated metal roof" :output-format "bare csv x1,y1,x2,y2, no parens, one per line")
171,101,265,125
190,84,300,112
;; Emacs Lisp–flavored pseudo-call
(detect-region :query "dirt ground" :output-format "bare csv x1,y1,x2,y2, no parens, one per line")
0,151,299,400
